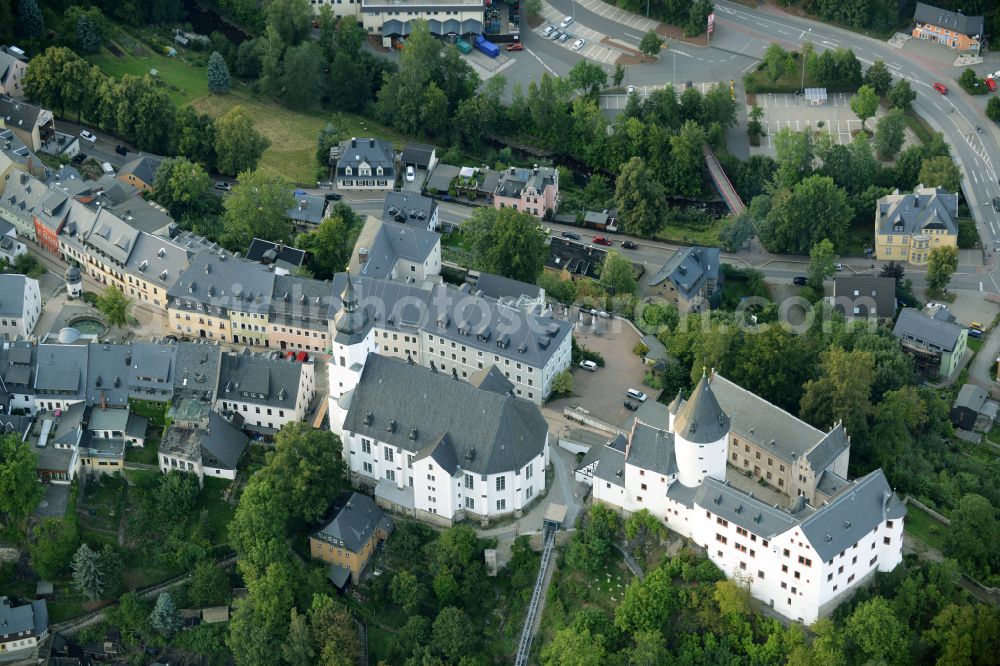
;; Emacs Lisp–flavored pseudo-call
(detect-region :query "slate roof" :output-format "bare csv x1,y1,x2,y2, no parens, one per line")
468,365,514,395
805,424,849,473
169,252,276,316
708,375,841,466
674,374,730,444
201,412,249,469
34,344,88,397
649,246,721,299
893,307,964,352
85,343,130,406
625,421,677,476
876,185,958,237
336,138,394,179
327,274,572,370
217,348,305,410
332,278,371,344
87,407,130,433
0,340,34,390
0,95,41,130
105,193,174,236
128,341,175,394
382,192,437,226
832,276,897,319
343,355,548,476
816,469,848,498
0,596,47,640
313,492,392,552
0,274,31,317
474,273,543,302
586,443,625,488
117,155,162,187
84,208,140,265
286,193,327,226
270,274,333,332
34,190,71,233
349,216,439,279
172,342,221,398
694,476,799,539
913,2,984,37
495,166,556,199
799,469,906,561
0,171,47,223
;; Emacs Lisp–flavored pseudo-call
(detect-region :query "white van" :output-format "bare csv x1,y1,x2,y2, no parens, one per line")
626,388,647,402
579,360,597,371
101,162,115,175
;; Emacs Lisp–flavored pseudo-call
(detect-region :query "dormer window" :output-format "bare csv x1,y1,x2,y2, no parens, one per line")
345,166,352,176
376,166,383,176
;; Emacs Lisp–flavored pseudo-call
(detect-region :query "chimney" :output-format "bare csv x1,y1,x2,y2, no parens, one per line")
351,137,357,148
369,139,375,148
913,194,920,208
533,164,539,174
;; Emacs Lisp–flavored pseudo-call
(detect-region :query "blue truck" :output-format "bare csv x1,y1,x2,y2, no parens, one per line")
474,34,500,58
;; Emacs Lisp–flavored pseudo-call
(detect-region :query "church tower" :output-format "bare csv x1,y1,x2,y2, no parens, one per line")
327,278,377,401
673,370,730,487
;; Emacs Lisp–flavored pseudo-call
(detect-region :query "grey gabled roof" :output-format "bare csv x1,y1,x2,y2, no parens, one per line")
217,348,304,410
625,421,677,476
414,434,459,475
586,443,626,488
328,274,572,370
709,374,828,464
87,407,130,432
349,216,439,279
286,193,327,225
247,238,308,269
336,138,394,176
84,208,140,265
343,355,547,476
695,476,799,539
169,252,276,315
0,596,46,639
468,365,514,395
893,307,963,352
314,492,391,553
832,276,897,319
648,246,720,299
123,232,207,291
34,344,88,396
129,341,175,391
805,423,850,474
474,273,543,302
876,185,958,237
200,412,249,469
799,469,906,561
401,143,435,167
172,342,221,397
382,191,437,226
953,383,988,412
270,274,332,332
86,343,130,407
0,95,42,130
495,166,556,199
674,373,730,444
118,155,162,186
913,2,984,37
0,274,32,317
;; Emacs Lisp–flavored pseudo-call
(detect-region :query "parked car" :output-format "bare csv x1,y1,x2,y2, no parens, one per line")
592,235,612,246
549,30,562,40
559,32,572,43
71,152,87,164
621,240,638,249
572,38,586,51
406,165,415,182
506,41,523,51
79,129,97,143
101,162,114,175
834,262,844,271
626,388,648,402
986,77,997,92
969,328,983,339
970,321,985,331
624,400,639,411
325,192,342,201
579,360,598,371
115,144,128,156
542,25,555,36
626,85,636,94
792,276,808,286
992,196,1000,212
932,82,948,95
561,231,581,240
560,16,574,28
214,181,232,191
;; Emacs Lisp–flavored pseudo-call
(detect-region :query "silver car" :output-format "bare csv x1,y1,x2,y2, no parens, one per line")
559,32,571,43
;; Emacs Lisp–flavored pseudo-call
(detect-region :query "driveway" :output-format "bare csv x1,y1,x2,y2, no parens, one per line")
969,323,1000,393
546,316,648,427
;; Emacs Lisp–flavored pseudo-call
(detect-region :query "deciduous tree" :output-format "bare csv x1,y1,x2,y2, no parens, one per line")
616,156,666,235
227,478,290,583
763,43,793,82
152,157,217,222
844,597,909,665
918,155,962,193
849,85,878,132
763,175,851,253
432,606,476,663
926,245,958,297
214,106,270,176
804,238,836,302
541,627,606,666
639,30,664,61
988,96,1000,122
262,423,346,523
221,169,294,250
874,108,906,160
551,370,573,397
175,107,217,172
943,493,1000,579
863,59,893,96
569,60,607,97
95,285,133,328
189,560,231,607
30,519,80,580
463,207,547,283
309,594,360,666
282,608,315,666
295,204,363,279
800,346,874,440
227,562,295,665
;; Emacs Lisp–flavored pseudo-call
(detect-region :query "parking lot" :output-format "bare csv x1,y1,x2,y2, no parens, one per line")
546,315,650,428
750,92,918,156
536,2,624,65
576,0,660,32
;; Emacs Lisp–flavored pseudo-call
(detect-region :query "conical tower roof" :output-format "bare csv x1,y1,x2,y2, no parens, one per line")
333,278,371,343
667,388,684,415
674,370,730,444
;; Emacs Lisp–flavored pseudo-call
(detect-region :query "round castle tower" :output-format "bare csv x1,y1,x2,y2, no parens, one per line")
328,278,377,401
673,370,730,487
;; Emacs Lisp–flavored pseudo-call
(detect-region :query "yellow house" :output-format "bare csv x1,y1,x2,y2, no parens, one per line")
874,185,958,266
310,492,393,586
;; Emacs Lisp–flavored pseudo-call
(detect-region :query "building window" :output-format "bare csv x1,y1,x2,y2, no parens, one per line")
716,533,727,544
526,463,533,479
883,536,891,545
384,469,395,482
464,473,474,489
496,476,506,491
465,497,475,510
798,556,812,567
361,439,371,454
384,447,394,463
782,564,788,573
497,499,506,511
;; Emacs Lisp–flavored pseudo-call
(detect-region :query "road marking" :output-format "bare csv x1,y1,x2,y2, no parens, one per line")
624,32,641,40
672,49,693,58
742,61,757,73
524,47,558,76
981,282,984,292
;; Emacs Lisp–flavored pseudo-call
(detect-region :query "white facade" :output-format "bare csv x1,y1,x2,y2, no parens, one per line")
0,224,26,264
159,451,237,483
0,274,39,338
216,361,315,432
674,429,727,487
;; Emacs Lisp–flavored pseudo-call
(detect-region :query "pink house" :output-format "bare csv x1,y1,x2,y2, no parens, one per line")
493,165,559,218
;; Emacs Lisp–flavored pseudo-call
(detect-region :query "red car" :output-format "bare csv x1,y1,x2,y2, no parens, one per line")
986,77,997,92
932,82,948,95
506,41,523,51
592,236,613,246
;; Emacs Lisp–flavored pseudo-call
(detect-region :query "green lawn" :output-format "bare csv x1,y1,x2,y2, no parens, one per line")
904,503,948,551
191,91,416,184
655,216,725,246
128,399,170,427
196,477,235,544
87,42,210,107
125,436,160,465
